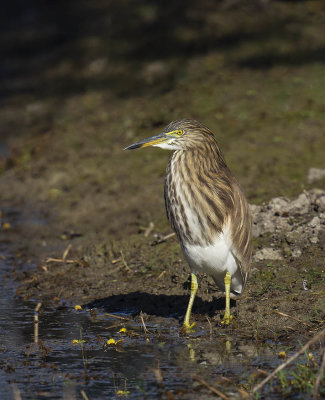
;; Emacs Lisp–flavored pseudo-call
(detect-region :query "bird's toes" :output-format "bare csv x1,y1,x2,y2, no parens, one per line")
181,321,196,333
221,314,234,325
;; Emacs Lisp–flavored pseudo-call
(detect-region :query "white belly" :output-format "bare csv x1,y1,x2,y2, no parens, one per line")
181,231,244,295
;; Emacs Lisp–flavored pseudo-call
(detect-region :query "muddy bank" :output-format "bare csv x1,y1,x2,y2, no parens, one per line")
1,188,324,341
1,1,325,398
1,184,325,399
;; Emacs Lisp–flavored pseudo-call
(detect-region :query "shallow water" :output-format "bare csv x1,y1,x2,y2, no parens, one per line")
0,251,315,400
0,257,165,399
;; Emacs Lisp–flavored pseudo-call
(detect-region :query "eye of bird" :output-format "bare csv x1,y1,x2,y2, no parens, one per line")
177,130,183,136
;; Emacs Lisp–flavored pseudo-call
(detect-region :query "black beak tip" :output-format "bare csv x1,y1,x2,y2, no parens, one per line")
124,143,141,151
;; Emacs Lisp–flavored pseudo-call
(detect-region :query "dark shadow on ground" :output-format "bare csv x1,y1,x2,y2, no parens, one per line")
85,291,236,320
2,0,325,101
239,47,325,69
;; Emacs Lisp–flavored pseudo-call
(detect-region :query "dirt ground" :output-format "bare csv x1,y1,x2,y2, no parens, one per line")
3,192,325,342
0,1,325,397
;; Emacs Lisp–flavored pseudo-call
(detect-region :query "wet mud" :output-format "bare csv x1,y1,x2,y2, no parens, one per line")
1,1,325,398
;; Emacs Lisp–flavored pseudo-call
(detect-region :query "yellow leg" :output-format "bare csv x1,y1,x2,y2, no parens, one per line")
222,271,233,325
183,273,198,331
187,342,196,362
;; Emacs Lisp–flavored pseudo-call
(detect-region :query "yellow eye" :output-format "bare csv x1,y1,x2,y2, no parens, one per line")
177,130,183,136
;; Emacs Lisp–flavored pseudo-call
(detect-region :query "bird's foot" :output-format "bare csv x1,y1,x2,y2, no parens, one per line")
182,321,196,332
221,314,234,325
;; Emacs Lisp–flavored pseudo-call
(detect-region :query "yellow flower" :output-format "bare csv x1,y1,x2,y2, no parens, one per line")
72,339,85,345
278,351,287,359
74,305,82,310
116,390,130,396
119,327,127,333
2,222,11,230
107,338,116,345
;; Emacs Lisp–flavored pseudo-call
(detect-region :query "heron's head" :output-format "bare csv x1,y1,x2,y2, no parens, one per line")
124,119,215,151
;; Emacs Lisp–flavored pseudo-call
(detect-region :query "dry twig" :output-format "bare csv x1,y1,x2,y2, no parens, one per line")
105,313,130,321
80,390,89,400
62,244,72,261
106,264,124,276
158,270,167,279
12,384,22,400
313,348,325,399
191,374,230,400
140,311,149,342
144,222,154,237
274,310,312,328
152,232,175,245
206,316,213,340
34,302,42,343
120,250,130,271
153,368,163,385
45,244,78,264
46,257,77,264
252,327,325,394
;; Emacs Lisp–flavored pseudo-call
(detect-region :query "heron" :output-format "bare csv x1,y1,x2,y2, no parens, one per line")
125,119,252,330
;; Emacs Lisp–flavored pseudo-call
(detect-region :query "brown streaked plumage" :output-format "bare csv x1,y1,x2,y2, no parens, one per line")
125,119,252,330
